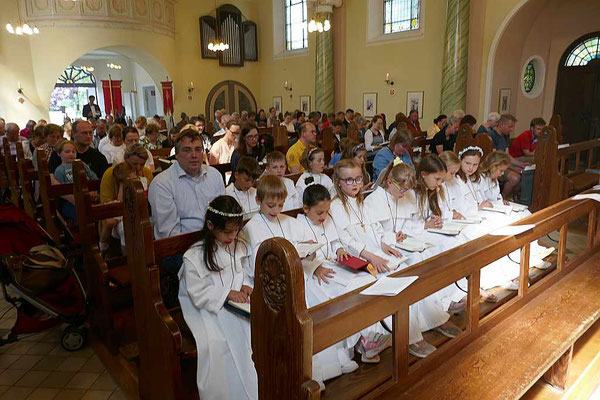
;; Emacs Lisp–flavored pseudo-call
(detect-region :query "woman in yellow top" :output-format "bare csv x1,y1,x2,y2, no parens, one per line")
426,114,447,139
98,144,154,253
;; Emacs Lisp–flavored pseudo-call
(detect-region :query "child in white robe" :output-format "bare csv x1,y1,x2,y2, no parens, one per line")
178,195,257,400
439,151,468,221
295,146,336,201
241,176,350,390
262,151,300,211
225,156,261,215
364,159,461,358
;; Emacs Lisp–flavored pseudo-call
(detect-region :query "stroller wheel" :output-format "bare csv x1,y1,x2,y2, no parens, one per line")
61,325,86,351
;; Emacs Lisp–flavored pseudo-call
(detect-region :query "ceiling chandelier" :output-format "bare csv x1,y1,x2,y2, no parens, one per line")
208,39,229,52
107,63,122,70
308,14,331,33
5,0,40,36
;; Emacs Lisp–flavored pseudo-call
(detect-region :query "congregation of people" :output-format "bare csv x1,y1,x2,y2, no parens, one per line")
0,103,551,399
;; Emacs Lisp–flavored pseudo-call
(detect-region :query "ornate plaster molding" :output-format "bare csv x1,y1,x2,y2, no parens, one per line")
20,0,175,37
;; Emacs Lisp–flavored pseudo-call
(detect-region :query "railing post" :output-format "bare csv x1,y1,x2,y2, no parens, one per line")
519,243,530,296
467,270,480,333
587,207,598,250
392,306,410,384
558,225,568,271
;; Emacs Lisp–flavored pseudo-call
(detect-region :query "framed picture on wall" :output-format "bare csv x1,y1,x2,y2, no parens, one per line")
363,93,378,118
273,96,282,114
498,88,511,113
300,96,311,113
406,91,424,118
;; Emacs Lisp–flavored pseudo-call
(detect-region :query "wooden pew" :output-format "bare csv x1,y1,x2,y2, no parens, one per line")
272,125,290,154
121,177,318,399
321,127,335,165
150,147,172,170
455,125,494,158
15,142,38,219
549,113,563,144
252,191,600,399
346,123,359,142
36,149,74,245
2,140,20,207
531,126,600,212
72,160,135,354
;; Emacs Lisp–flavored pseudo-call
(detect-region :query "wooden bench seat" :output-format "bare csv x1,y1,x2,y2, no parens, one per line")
382,255,600,400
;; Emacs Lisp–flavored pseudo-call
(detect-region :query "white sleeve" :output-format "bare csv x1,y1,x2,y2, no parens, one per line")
181,256,229,314
365,130,374,151
330,203,366,257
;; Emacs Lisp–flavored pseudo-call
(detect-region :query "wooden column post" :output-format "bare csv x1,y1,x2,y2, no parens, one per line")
543,345,573,391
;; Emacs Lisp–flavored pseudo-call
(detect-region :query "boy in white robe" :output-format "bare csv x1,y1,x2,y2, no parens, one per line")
225,156,261,215
261,151,300,211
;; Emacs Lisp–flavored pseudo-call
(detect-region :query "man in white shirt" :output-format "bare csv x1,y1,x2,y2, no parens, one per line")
148,128,225,239
0,123,31,159
209,120,240,164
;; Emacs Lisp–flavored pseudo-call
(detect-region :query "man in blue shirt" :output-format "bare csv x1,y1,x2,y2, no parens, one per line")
373,128,414,180
148,129,225,239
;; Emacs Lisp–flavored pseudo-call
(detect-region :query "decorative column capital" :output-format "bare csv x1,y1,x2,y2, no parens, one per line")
309,0,342,14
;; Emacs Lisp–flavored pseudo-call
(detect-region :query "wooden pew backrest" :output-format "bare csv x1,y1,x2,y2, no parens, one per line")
16,142,37,218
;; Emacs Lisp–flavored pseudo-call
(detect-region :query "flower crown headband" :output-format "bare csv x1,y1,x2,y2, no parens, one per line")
458,146,483,158
207,205,244,218
393,157,404,167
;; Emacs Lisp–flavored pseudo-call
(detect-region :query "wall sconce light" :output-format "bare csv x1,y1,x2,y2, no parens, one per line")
384,73,394,86
17,82,24,96
187,81,195,100
284,81,293,92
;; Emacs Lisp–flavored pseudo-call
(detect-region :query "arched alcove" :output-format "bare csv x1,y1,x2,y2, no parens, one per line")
48,46,172,123
485,0,600,135
205,81,258,118
554,32,600,143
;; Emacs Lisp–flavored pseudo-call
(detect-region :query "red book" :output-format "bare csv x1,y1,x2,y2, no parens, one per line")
338,256,376,276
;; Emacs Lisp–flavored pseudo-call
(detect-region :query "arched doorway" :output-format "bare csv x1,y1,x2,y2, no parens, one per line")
554,32,600,143
205,81,257,119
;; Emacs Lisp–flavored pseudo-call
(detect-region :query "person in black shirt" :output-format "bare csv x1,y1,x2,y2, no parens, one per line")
429,116,461,155
49,120,108,178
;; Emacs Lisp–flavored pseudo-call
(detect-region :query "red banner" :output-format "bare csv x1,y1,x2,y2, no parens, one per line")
101,80,123,117
161,81,174,116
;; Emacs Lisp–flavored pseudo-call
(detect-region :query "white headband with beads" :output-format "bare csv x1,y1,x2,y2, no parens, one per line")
207,205,244,217
458,146,483,158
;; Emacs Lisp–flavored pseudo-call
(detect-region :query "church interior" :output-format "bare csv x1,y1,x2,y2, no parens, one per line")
0,0,600,399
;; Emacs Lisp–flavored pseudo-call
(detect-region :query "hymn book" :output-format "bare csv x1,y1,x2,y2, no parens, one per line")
452,216,483,224
296,242,325,258
394,237,433,252
427,222,464,236
225,300,250,318
482,204,513,215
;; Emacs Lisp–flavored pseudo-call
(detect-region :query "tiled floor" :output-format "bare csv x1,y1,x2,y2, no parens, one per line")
0,296,125,400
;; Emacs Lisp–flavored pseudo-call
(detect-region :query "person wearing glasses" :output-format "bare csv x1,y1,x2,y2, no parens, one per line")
148,129,225,239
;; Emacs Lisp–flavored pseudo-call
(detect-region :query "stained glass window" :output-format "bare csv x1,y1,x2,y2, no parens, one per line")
285,0,308,51
565,36,600,66
523,62,535,93
56,66,96,87
383,0,420,35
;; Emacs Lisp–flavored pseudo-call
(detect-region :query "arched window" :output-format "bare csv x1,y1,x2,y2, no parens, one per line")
565,35,600,66
56,66,96,87
285,0,308,51
523,62,535,93
383,0,420,34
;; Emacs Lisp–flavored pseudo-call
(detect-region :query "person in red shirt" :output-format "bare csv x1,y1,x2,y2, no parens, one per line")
509,117,546,162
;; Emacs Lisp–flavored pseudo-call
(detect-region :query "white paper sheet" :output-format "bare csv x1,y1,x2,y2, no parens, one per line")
489,224,535,236
593,185,600,191
321,260,363,287
523,164,536,171
508,202,529,212
572,194,600,203
360,276,419,296
557,143,570,149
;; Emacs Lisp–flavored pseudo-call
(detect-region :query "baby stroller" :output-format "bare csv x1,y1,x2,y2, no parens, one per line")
0,205,88,351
